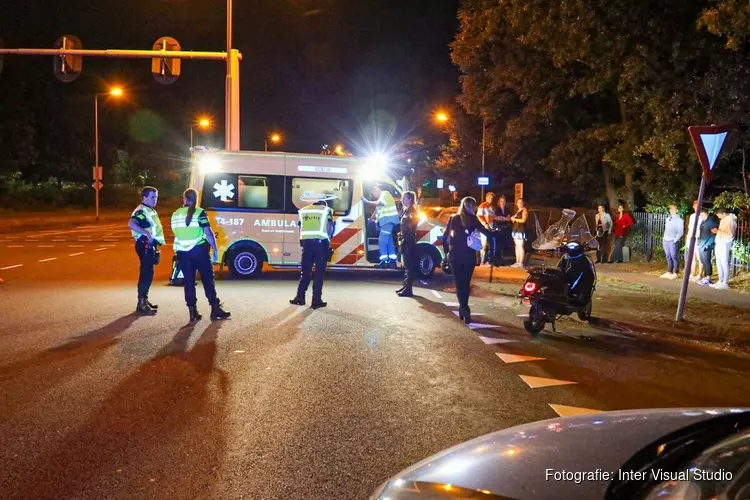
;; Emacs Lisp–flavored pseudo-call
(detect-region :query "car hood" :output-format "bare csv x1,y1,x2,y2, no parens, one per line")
376,408,748,500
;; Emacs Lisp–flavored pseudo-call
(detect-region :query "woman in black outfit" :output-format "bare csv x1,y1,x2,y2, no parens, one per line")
396,191,420,297
443,196,493,324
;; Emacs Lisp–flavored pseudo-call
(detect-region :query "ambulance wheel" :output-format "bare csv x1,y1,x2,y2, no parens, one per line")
416,246,438,280
228,247,264,278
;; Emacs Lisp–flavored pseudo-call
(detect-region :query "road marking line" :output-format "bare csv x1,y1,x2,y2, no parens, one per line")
6,236,19,240
549,404,602,418
467,322,503,330
477,336,515,344
452,311,485,317
519,375,577,389
1,264,23,270
38,257,58,263
101,244,117,247
94,248,107,252
68,245,84,248
38,245,55,248
69,252,84,257
443,301,459,307
7,245,24,248
496,353,546,364
431,290,442,298
0,239,10,242
52,238,66,241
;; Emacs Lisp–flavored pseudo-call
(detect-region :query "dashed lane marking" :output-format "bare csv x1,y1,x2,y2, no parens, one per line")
68,245,84,248
101,244,117,247
38,245,54,248
7,245,24,248
51,238,66,242
549,404,602,418
0,239,10,242
467,322,503,330
1,264,23,270
519,375,577,389
94,248,107,252
431,290,442,298
443,301,459,307
38,257,58,263
477,336,516,345
496,353,546,364
69,252,84,257
452,311,485,317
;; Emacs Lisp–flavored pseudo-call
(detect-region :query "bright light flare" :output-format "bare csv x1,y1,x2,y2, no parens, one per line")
270,133,281,143
366,153,388,170
109,87,124,97
435,111,449,123
418,211,427,222
198,118,211,128
335,144,344,154
198,156,220,173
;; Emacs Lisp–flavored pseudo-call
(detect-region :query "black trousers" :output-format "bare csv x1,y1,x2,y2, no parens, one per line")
610,236,625,262
401,242,420,287
595,233,610,263
135,238,156,300
177,243,219,308
297,239,329,301
452,257,476,310
699,246,714,278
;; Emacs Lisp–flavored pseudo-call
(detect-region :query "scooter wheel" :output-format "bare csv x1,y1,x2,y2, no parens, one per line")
577,300,593,321
524,304,545,334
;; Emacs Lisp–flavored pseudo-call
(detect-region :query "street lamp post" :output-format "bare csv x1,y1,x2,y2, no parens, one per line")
265,133,281,152
94,87,123,221
191,118,212,148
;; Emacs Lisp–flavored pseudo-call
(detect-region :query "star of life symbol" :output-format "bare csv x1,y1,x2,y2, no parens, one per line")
213,180,235,202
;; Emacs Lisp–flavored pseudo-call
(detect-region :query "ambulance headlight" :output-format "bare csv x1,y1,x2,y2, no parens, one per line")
198,156,221,173
366,154,388,171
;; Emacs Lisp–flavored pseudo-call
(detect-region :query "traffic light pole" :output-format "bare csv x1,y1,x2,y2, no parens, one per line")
0,47,243,151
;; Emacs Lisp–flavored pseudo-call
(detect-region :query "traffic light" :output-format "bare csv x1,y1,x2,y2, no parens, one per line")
151,37,181,84
53,35,83,83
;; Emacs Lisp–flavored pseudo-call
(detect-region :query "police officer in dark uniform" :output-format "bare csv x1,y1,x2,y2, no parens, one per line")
396,191,420,297
128,186,165,316
290,200,335,309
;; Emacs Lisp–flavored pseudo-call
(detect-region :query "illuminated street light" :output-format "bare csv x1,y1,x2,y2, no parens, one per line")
435,111,449,123
191,117,213,148
266,133,282,152
335,144,344,155
94,86,125,220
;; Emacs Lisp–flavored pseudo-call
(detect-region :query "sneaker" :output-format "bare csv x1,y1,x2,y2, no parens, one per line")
668,273,678,280
660,272,672,279
713,282,729,290
689,275,700,283
699,277,713,286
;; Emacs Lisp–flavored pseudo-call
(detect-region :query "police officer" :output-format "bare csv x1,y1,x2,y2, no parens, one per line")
171,188,231,322
361,184,400,268
290,199,334,309
128,186,165,316
396,191,420,297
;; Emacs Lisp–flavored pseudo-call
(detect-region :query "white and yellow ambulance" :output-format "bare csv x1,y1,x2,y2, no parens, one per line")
189,150,446,279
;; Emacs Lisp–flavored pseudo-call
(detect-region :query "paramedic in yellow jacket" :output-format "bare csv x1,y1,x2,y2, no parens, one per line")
361,184,400,268
128,186,164,316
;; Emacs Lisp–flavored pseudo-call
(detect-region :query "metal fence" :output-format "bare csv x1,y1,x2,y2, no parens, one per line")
629,212,749,277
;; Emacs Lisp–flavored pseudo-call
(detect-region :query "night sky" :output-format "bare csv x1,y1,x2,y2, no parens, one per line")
1,0,460,155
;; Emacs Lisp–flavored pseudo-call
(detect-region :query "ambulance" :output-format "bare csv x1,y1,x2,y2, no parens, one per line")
188,150,446,279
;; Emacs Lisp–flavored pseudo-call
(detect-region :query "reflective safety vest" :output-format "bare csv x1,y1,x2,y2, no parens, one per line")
171,206,207,252
376,191,399,225
299,204,332,241
131,204,165,245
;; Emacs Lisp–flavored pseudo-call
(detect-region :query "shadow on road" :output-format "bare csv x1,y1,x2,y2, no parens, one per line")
6,321,230,499
0,314,138,379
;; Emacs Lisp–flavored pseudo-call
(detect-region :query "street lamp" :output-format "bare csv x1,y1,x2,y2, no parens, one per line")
265,133,282,152
94,86,124,220
435,111,449,123
191,117,213,148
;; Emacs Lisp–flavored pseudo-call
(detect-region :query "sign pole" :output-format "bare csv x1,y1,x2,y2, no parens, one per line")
94,94,100,221
675,175,705,321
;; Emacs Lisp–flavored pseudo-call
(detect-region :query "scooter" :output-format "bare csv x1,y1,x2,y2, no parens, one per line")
519,240,596,334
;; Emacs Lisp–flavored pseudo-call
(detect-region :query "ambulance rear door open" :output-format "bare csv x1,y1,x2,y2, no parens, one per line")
284,158,362,268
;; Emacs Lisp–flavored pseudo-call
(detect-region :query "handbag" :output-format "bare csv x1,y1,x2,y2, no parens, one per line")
466,228,483,251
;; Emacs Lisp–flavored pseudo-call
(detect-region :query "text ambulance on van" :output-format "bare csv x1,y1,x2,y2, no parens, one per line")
189,150,446,280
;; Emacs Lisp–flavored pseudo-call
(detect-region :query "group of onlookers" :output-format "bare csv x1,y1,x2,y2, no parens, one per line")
595,200,739,290
476,192,528,269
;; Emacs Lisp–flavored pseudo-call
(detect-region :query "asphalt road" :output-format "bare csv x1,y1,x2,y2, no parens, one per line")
2,222,750,499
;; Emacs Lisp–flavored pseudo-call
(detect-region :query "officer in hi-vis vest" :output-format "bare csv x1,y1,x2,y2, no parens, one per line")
361,184,400,268
128,186,165,316
290,200,334,309
171,188,231,323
